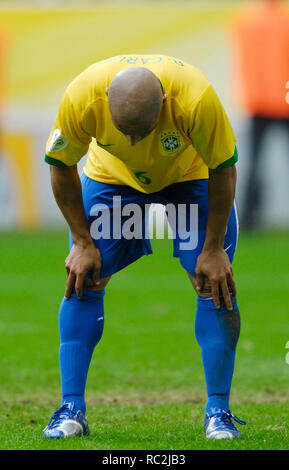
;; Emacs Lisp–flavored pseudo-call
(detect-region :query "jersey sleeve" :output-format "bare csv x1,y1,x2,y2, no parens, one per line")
45,90,93,167
188,85,237,169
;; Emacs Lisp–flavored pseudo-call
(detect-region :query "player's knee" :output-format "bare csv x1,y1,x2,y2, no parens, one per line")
187,273,211,296
83,275,111,291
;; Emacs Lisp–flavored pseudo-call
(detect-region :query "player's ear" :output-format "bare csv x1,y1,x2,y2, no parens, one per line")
105,87,109,96
163,93,168,103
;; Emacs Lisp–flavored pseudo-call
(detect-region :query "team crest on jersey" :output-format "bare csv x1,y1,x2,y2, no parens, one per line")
48,129,68,152
159,129,183,156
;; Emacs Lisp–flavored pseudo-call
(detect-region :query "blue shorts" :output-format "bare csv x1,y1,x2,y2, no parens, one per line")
70,173,239,279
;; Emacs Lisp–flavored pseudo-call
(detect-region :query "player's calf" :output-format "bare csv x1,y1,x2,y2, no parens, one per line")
188,271,244,436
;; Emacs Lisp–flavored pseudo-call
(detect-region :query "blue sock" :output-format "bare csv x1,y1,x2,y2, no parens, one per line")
195,295,240,416
58,289,105,414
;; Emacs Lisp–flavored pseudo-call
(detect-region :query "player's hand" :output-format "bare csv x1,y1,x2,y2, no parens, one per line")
64,240,101,300
195,248,236,310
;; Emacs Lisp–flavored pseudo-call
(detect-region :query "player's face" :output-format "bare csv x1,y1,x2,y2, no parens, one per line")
125,135,144,146
117,123,157,146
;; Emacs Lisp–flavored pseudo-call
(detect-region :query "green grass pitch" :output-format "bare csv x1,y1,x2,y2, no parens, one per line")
0,230,288,450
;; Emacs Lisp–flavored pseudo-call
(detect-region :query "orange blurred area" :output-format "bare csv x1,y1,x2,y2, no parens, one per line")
230,0,289,118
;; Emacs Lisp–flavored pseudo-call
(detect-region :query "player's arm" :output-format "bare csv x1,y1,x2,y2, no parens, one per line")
195,165,237,310
189,84,238,310
45,87,100,299
50,165,101,300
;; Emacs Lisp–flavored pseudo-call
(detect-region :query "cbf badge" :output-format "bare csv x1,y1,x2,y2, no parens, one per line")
159,129,183,156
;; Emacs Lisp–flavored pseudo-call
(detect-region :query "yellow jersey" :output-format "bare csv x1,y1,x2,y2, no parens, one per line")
45,54,237,193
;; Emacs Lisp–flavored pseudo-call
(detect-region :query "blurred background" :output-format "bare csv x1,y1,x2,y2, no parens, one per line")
0,0,288,230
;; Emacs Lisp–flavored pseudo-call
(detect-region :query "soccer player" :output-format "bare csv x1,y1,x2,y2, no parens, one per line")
43,55,246,440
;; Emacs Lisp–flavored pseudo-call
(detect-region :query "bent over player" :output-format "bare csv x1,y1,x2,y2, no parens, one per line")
43,55,245,440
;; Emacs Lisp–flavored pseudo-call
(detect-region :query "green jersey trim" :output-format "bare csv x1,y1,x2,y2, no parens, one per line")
217,146,238,169
45,154,67,167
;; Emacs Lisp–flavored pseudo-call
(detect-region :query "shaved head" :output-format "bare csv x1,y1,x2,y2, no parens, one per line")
107,67,164,140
